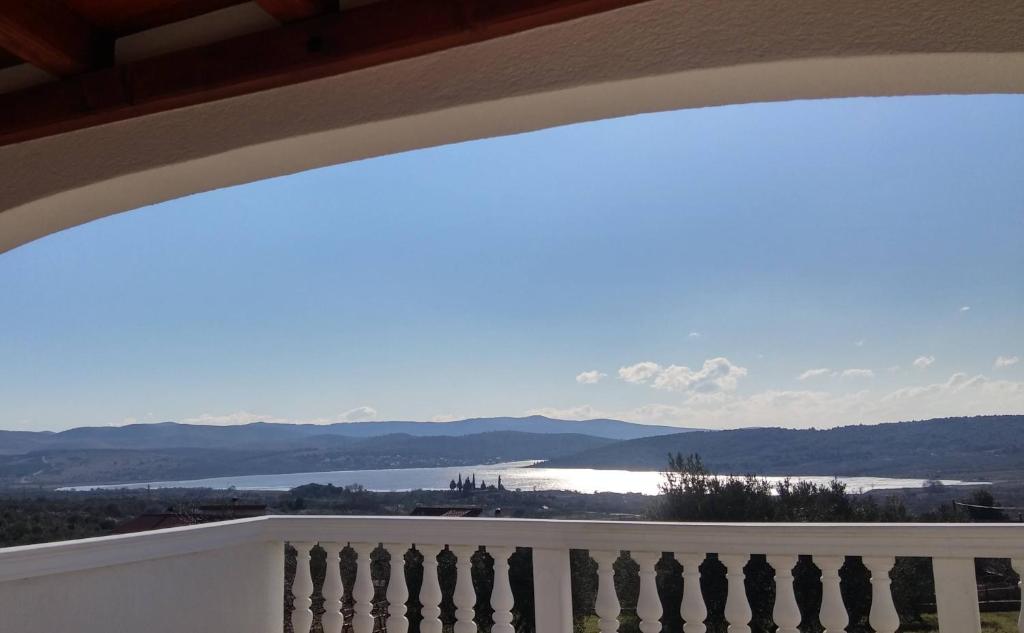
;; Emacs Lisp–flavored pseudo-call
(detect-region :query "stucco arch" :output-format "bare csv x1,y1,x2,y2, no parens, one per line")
1,0,1022,253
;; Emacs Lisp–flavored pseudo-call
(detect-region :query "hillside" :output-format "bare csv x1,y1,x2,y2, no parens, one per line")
0,415,684,455
537,415,1024,480
0,431,615,487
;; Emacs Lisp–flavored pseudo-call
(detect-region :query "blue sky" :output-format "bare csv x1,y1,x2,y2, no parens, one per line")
1,95,1021,432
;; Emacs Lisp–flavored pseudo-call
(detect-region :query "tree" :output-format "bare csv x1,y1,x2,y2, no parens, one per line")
963,489,1008,521
645,452,922,633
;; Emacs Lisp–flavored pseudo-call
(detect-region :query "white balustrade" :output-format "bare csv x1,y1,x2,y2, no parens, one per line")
592,550,621,633
291,542,315,633
352,543,376,633
452,545,478,633
767,555,800,633
2,516,1022,633
418,544,443,633
321,542,345,633
933,557,982,632
1013,558,1023,633
385,543,409,633
633,551,663,633
678,553,706,633
864,556,900,633
533,547,573,632
720,554,751,633
816,556,847,633
489,546,516,633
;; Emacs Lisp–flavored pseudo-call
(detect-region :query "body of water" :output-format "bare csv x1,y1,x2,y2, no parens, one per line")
62,460,984,495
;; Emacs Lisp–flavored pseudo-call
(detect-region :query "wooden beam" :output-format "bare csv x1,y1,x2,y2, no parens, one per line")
0,0,650,146
0,0,111,76
256,0,338,23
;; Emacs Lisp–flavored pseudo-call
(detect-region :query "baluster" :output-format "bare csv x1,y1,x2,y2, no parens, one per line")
418,544,444,633
816,556,848,633
290,542,315,633
863,556,900,633
1011,557,1019,630
720,554,751,633
352,543,376,633
533,547,573,631
321,542,346,633
633,552,663,633
1013,558,1023,633
592,551,621,633
452,545,479,633
385,543,410,633
767,555,800,633
489,546,516,633
678,553,707,633
933,557,981,632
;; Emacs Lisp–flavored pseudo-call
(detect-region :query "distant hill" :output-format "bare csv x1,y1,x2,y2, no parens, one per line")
0,415,687,455
0,431,617,487
537,415,1024,480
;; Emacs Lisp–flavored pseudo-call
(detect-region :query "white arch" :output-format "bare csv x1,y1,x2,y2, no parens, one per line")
1,0,1022,253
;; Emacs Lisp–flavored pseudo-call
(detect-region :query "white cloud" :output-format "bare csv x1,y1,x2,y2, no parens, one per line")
182,411,282,426
912,355,935,369
575,370,607,384
879,373,1024,419
855,339,866,347
688,332,701,338
960,306,971,312
524,404,605,421
655,359,748,393
618,361,662,384
797,368,831,381
841,368,875,379
995,355,1020,369
430,414,458,422
529,371,1024,431
619,358,748,393
180,406,378,426
339,406,377,422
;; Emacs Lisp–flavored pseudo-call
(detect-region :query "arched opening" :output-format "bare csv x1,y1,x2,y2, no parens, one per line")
2,0,1023,253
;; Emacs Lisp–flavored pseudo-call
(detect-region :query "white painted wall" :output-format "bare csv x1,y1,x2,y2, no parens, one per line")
0,540,282,633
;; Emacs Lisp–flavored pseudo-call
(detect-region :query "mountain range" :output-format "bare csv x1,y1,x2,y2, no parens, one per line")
538,415,1024,480
1,415,1021,487
0,415,685,454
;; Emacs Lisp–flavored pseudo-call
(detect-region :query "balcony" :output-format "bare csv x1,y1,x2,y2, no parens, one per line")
1,516,1021,633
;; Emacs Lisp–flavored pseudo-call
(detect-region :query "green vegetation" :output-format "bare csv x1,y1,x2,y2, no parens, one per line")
2,450,1020,633
539,415,1024,481
3,416,1023,489
0,431,615,487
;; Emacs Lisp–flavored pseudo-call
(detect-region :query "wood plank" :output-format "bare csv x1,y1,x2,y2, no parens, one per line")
256,0,338,23
0,0,651,146
0,49,22,69
0,0,112,76
65,0,249,36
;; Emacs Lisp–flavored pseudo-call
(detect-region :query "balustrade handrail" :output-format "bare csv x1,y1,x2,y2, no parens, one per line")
2,514,1023,584
0,516,267,582
262,515,1024,559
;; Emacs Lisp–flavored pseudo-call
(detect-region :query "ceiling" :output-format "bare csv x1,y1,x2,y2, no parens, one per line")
0,0,643,146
